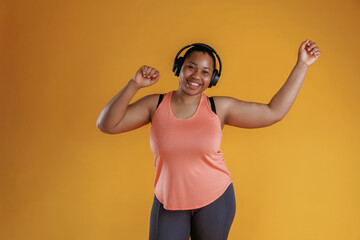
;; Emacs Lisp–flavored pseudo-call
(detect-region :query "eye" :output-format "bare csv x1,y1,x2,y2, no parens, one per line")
188,66,194,69
203,71,209,74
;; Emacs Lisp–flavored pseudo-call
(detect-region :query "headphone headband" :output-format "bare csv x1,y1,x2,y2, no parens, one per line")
174,43,222,76
172,43,222,88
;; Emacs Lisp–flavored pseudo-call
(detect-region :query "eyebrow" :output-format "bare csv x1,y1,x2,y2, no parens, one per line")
189,61,210,70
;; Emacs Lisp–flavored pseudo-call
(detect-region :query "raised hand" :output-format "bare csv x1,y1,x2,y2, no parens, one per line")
297,39,321,67
131,65,161,89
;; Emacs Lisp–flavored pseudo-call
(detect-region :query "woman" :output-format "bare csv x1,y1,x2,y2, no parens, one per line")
96,40,321,240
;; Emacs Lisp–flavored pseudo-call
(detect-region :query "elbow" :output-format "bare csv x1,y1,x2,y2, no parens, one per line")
97,120,124,135
97,122,107,133
97,124,115,134
268,106,286,124
96,118,112,134
272,113,285,124
96,117,105,132
268,111,285,125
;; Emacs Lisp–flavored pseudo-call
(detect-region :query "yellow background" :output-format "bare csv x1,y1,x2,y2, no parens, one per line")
1,0,359,239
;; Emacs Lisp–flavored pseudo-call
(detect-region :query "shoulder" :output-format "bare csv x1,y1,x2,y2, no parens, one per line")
131,93,163,114
209,96,246,120
204,95,236,129
210,96,235,110
135,93,161,105
140,92,170,102
143,93,163,108
144,93,168,122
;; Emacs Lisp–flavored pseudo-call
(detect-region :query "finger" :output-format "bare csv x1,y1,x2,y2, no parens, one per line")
152,70,159,78
142,65,148,76
150,75,161,84
301,39,309,50
310,49,320,57
314,51,321,57
148,68,157,77
309,47,319,54
145,67,153,76
304,40,313,51
307,42,317,51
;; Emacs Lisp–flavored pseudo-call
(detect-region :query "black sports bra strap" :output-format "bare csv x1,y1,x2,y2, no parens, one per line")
155,94,217,115
156,94,164,109
208,97,217,114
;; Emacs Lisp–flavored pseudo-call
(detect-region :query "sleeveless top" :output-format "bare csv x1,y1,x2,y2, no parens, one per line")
150,90,233,210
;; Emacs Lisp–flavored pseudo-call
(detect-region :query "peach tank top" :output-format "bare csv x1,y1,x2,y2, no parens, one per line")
150,90,233,210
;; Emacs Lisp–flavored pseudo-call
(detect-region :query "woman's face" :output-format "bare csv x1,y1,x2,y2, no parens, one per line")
178,51,214,94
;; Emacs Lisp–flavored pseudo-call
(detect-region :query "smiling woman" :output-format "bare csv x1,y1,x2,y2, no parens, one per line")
179,51,212,90
96,40,321,240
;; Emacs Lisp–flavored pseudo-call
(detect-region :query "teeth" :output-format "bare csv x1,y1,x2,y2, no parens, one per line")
188,80,200,86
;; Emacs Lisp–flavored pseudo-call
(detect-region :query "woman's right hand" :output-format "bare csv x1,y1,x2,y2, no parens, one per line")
131,65,161,89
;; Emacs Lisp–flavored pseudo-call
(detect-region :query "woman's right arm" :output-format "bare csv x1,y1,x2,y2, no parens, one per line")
96,65,161,134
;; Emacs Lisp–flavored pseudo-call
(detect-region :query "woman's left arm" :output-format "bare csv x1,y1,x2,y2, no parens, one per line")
224,39,321,129
268,39,321,120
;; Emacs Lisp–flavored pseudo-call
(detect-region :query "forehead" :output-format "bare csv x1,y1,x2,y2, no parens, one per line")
184,51,213,68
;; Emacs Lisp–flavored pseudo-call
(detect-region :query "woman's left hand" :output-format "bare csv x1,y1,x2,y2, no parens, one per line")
297,39,321,67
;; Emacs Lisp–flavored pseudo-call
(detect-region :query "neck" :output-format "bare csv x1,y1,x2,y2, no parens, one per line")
172,90,202,105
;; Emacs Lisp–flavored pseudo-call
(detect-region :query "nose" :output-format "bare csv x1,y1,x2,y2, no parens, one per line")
191,69,201,79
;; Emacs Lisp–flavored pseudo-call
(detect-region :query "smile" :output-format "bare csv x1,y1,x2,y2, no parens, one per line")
187,80,201,86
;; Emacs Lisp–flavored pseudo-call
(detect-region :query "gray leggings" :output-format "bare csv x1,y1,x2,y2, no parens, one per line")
149,183,236,240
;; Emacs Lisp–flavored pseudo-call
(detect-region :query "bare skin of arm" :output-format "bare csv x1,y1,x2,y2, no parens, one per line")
96,66,161,134
214,39,321,129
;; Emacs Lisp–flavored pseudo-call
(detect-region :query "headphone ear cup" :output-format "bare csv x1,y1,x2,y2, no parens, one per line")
209,69,219,88
173,57,184,76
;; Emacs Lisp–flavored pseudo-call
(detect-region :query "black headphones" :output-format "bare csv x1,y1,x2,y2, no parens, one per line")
172,43,222,88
